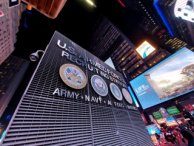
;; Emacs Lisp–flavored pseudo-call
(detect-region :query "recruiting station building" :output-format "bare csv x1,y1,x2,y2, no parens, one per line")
1,32,153,145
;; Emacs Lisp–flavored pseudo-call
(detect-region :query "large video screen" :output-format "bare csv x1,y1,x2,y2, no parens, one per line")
146,124,161,135
130,47,194,109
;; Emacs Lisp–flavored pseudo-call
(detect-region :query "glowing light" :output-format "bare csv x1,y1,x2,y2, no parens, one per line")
136,41,156,59
118,0,126,7
85,0,96,7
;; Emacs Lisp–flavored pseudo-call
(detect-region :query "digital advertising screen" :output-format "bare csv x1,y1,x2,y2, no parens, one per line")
153,111,162,119
130,47,194,109
166,106,180,115
136,41,155,59
174,0,194,23
156,118,166,124
146,124,161,135
166,117,178,126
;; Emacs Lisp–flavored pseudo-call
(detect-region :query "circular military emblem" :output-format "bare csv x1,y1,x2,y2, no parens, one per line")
59,64,87,89
110,83,122,101
122,88,133,104
91,75,108,96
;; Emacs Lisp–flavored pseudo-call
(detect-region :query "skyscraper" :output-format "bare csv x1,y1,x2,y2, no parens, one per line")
154,0,194,46
0,55,29,117
121,0,188,53
0,0,25,64
90,15,170,80
138,16,187,53
90,15,123,61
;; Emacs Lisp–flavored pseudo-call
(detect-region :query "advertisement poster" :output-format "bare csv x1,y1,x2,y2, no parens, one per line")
136,41,155,59
166,106,180,115
130,47,194,109
146,124,161,135
153,111,162,119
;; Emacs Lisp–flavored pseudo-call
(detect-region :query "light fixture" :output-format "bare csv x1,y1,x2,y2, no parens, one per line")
85,0,97,7
29,50,45,62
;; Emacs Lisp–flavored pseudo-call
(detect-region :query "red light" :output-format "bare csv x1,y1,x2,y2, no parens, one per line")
118,0,126,7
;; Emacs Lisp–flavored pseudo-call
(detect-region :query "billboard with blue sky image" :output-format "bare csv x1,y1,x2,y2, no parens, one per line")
130,47,194,109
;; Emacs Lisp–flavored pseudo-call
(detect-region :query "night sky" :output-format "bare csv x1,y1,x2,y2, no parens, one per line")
12,0,149,60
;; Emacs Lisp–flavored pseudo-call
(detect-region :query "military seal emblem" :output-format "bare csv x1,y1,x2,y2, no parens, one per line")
59,64,87,89
122,88,133,104
91,75,108,96
110,83,122,101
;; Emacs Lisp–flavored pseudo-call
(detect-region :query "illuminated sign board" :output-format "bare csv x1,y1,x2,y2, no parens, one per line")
180,99,194,111
174,0,194,23
0,11,4,17
130,47,194,109
146,124,161,135
51,31,137,110
159,108,169,117
9,0,19,8
153,111,162,119
166,107,180,115
136,41,155,59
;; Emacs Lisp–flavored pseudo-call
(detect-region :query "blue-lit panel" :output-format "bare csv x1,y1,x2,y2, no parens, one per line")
154,0,175,36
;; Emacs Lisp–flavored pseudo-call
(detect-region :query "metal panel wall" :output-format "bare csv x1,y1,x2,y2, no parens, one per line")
2,31,153,146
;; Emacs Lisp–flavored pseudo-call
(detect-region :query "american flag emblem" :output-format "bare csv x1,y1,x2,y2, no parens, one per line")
66,68,73,75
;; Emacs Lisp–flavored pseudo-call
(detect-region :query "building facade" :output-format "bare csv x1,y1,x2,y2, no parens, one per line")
0,0,25,65
90,15,123,61
154,0,194,46
1,31,153,145
138,16,187,53
0,55,29,141
90,16,170,80
0,55,29,117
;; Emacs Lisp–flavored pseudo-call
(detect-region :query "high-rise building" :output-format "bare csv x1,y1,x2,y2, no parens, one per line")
90,16,170,80
119,0,188,53
90,15,123,61
0,0,25,64
154,0,194,46
1,31,153,145
0,55,29,117
138,17,187,53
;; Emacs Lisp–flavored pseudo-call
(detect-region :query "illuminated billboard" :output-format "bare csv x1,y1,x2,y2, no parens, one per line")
166,106,180,115
130,47,194,109
153,111,162,119
174,0,194,23
146,124,161,135
136,41,155,59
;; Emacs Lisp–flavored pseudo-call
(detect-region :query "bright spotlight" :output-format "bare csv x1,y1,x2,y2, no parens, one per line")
85,0,97,7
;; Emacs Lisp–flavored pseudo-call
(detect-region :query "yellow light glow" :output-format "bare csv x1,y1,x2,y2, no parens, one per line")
86,0,95,6
136,41,156,59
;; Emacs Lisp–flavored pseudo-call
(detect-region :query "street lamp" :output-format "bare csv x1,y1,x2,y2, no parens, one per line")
85,0,97,7
29,50,44,62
